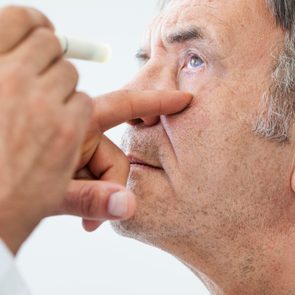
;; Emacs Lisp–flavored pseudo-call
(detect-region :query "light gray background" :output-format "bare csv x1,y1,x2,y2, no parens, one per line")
0,1,210,294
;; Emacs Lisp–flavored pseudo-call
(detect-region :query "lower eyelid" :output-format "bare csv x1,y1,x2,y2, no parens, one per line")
181,64,206,76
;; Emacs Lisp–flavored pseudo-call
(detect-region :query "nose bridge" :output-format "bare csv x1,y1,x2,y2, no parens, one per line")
126,60,175,91
124,61,175,127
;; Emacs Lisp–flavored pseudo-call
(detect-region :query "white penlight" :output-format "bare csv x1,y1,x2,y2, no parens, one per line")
56,34,112,63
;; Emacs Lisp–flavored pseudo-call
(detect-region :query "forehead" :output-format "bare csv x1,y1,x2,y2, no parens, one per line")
145,0,275,48
159,0,268,22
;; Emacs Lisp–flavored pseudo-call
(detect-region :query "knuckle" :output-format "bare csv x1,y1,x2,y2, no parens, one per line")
0,6,53,50
82,189,100,217
1,5,23,17
61,60,79,83
32,28,61,53
2,6,32,26
30,27,50,41
78,92,93,110
73,92,94,117
50,33,62,55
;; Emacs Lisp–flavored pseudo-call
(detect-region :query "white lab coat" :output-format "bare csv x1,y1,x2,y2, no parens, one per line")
0,240,31,295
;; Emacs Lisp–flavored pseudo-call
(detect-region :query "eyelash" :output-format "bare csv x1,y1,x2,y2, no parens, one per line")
181,52,205,72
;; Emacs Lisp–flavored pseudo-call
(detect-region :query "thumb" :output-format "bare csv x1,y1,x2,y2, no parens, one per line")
58,180,136,230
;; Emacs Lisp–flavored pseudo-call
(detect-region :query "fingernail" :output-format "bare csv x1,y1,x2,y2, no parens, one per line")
108,191,129,217
185,92,193,99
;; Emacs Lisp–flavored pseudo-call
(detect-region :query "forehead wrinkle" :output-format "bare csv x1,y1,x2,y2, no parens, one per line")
146,0,236,59
185,8,235,49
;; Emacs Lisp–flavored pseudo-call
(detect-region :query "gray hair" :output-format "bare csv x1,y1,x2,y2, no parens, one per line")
159,0,295,142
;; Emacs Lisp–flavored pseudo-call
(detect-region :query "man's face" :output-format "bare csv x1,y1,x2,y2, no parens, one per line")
113,0,294,258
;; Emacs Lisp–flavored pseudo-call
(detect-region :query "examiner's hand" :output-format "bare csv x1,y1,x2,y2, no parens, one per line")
0,6,93,254
59,90,192,232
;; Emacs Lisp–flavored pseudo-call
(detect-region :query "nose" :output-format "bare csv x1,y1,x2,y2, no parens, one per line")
123,61,176,127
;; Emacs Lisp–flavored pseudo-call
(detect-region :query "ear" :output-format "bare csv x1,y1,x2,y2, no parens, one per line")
292,169,295,193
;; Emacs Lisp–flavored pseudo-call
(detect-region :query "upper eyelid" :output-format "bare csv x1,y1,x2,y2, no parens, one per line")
179,49,206,66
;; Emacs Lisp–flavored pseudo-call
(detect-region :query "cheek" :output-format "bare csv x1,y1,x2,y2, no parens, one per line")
160,94,212,164
160,80,255,198
178,68,207,94
160,96,214,203
168,96,211,148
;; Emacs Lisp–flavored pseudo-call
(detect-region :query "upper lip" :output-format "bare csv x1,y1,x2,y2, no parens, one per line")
127,155,162,170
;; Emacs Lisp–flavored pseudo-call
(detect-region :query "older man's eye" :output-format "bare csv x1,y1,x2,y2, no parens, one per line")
185,55,204,69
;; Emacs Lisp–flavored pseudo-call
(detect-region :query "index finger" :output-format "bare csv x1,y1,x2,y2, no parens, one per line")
93,90,193,132
0,5,54,53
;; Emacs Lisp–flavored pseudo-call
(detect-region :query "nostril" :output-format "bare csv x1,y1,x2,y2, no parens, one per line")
127,118,144,126
127,116,160,127
141,116,160,126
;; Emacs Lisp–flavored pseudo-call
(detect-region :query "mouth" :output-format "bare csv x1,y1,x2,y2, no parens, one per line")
127,155,163,170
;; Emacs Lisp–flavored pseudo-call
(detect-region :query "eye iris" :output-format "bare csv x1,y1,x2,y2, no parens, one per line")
189,55,203,68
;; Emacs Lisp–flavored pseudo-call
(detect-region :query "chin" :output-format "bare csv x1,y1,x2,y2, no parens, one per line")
110,166,193,249
111,167,174,246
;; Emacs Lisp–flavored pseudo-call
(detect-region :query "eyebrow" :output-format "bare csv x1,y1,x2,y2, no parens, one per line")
165,26,205,44
135,26,207,63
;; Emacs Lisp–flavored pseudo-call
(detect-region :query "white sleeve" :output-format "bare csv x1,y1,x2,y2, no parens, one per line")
0,239,31,295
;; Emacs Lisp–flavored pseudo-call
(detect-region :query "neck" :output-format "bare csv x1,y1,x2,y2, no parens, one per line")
163,228,295,295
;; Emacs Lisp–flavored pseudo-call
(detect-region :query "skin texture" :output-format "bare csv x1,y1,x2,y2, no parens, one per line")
112,0,295,294
73,89,193,231
0,5,193,255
